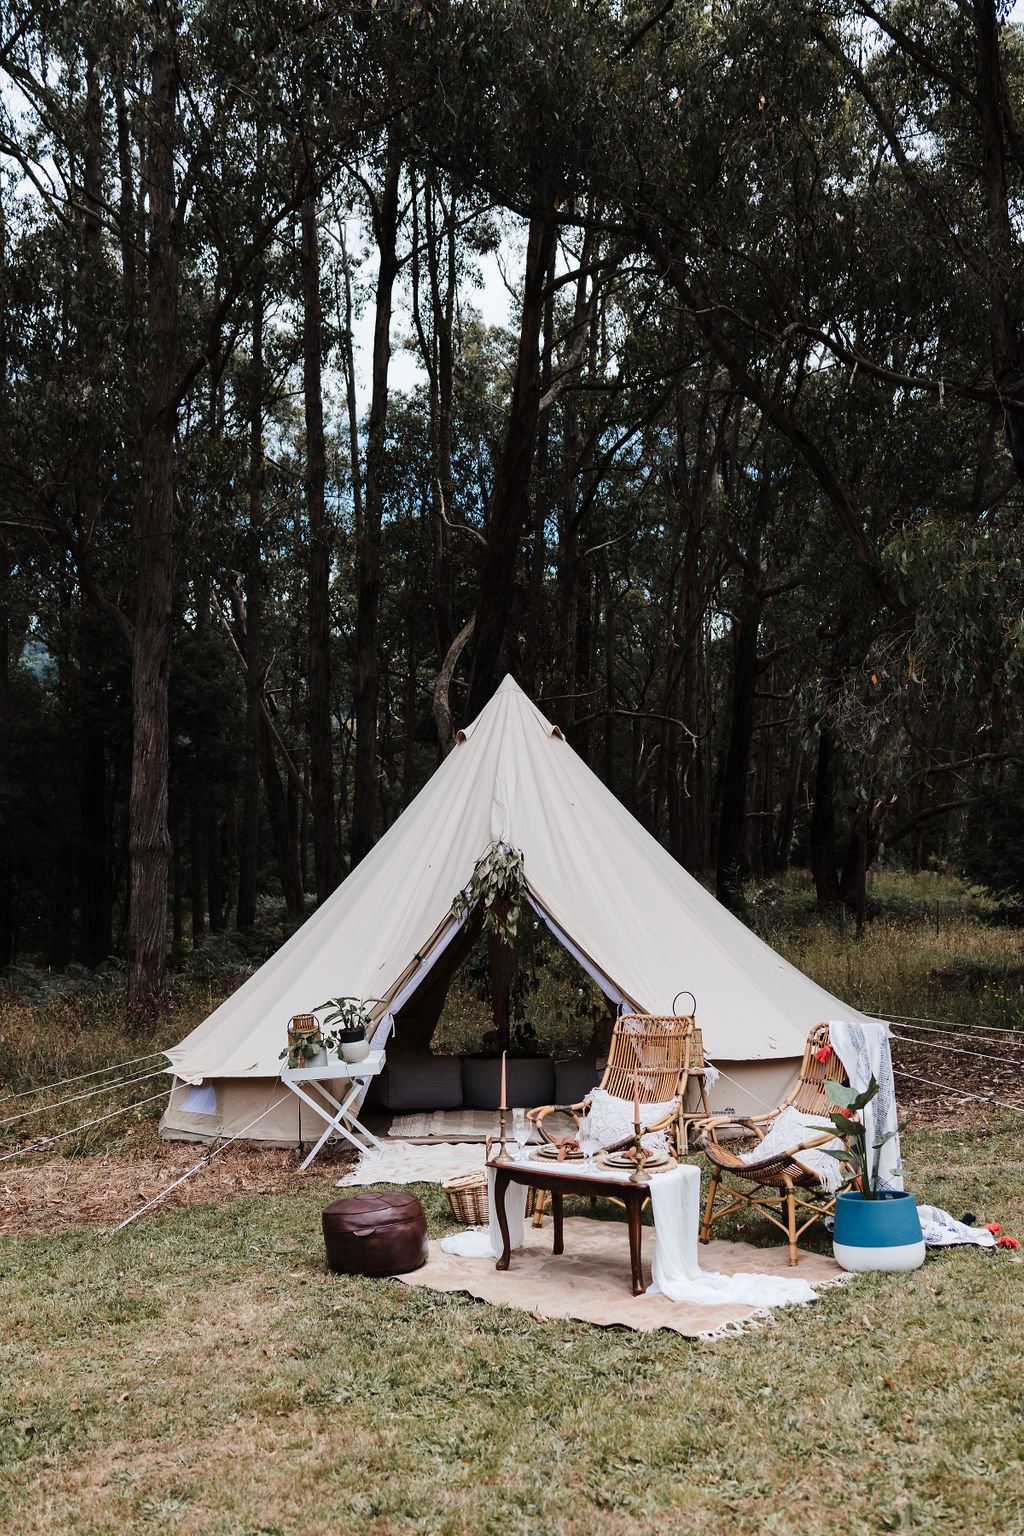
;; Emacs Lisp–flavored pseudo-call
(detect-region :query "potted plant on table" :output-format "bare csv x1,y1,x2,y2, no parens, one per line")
819,1076,925,1273
319,996,381,1064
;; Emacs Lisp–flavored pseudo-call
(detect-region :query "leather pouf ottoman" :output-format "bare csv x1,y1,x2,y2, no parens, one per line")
322,1191,429,1276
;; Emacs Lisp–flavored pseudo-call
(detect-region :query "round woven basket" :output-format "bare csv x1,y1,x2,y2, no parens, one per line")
443,1169,489,1225
442,1168,536,1224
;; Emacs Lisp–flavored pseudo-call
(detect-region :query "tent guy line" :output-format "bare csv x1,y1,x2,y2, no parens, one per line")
0,1090,171,1164
0,1051,167,1105
869,1011,1024,1038
892,1068,1024,1114
0,1068,171,1131
889,1020,1024,1049
891,1035,1024,1069
106,1098,285,1234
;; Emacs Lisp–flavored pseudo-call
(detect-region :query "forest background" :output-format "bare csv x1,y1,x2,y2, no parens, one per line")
3,0,1024,1011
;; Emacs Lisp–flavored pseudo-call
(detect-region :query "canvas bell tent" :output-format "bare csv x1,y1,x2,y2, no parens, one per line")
161,676,872,1144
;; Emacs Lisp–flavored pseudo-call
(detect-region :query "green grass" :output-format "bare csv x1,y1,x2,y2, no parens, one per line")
3,871,1024,1533
1,1122,1023,1536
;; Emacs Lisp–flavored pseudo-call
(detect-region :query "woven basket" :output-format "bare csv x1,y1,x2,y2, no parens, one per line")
443,1168,536,1224
443,1169,489,1225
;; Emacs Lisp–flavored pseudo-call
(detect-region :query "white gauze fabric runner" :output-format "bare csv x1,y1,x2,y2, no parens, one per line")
646,1164,818,1307
829,1019,904,1192
440,1166,528,1258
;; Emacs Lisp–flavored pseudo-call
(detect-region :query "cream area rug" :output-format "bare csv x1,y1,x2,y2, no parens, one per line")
336,1141,488,1186
395,1217,847,1337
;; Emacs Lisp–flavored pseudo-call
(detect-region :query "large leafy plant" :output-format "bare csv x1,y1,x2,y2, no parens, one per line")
819,1076,901,1199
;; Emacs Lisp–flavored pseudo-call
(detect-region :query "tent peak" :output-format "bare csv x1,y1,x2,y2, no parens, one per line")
455,674,563,743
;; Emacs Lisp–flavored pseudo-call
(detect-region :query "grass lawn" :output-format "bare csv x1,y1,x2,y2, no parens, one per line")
1,1119,1022,1536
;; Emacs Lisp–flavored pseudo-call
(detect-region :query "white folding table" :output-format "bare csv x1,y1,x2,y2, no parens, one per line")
279,1050,386,1170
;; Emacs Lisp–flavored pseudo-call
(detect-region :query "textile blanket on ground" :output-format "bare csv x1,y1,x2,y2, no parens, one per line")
336,1142,487,1186
403,1218,846,1336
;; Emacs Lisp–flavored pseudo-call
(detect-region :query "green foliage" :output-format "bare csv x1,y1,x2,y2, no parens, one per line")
820,1076,902,1199
451,843,527,946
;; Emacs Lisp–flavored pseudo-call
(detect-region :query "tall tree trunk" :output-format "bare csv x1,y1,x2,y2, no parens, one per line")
715,554,762,915
351,149,401,868
302,194,338,902
78,720,112,965
260,719,305,918
467,210,558,720
0,532,11,969
127,6,179,1009
810,726,843,906
973,0,1024,477
237,272,264,933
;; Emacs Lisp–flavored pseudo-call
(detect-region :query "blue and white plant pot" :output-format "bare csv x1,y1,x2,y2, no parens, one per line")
832,1190,925,1273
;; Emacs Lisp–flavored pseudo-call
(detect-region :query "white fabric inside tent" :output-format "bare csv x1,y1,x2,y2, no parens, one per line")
161,676,873,1144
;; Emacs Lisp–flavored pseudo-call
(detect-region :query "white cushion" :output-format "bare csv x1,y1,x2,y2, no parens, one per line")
740,1105,844,1192
586,1087,676,1155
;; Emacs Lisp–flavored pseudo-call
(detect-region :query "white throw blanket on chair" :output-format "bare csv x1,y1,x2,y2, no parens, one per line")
829,1018,904,1192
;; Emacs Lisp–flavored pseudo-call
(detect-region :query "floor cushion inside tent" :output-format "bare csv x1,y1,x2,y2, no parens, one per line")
555,1056,602,1105
461,1056,556,1110
370,1052,464,1112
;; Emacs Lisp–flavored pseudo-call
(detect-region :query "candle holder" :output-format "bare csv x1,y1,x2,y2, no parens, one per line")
628,1119,650,1183
492,1106,515,1165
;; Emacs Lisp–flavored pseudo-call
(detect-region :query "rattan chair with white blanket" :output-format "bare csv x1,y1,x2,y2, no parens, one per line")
528,1011,710,1158
698,1023,848,1266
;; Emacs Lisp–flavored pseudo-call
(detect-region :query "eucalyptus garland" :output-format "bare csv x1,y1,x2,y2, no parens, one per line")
451,844,526,946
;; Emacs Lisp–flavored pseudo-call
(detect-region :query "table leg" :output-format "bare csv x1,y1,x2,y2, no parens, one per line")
626,1190,645,1296
551,1188,564,1255
494,1169,512,1272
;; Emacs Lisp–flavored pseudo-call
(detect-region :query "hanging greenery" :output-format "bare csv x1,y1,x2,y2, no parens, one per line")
451,844,527,947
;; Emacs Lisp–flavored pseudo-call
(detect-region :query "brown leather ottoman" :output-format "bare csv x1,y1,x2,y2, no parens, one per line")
322,1191,429,1276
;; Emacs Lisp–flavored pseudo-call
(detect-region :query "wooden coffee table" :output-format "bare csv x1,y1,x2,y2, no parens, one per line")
488,1155,655,1296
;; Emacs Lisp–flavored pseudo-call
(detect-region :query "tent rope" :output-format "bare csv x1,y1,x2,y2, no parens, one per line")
892,1068,1024,1114
0,1052,167,1105
106,1099,286,1234
706,1065,778,1114
0,1090,170,1164
891,1034,1024,1069
868,1011,1024,1038
0,1068,170,1130
889,1019,1024,1050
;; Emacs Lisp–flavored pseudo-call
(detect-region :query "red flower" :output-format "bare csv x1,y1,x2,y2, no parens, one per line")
984,1222,1001,1234
839,1107,854,1119
815,1045,833,1064
997,1236,1020,1249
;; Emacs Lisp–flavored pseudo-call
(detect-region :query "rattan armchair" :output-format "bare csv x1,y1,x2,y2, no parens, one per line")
698,1023,847,1266
527,1011,713,1159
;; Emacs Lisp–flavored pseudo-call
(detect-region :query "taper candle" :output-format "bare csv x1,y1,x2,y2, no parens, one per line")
633,1062,640,1123
500,1049,507,1110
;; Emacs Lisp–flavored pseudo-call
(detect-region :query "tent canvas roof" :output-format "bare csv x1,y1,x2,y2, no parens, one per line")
167,676,866,1083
